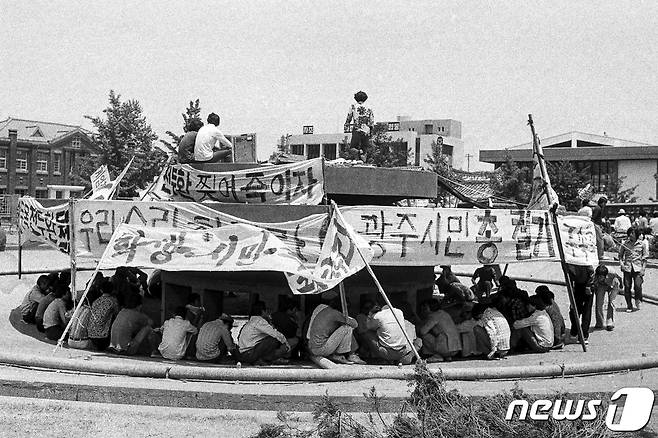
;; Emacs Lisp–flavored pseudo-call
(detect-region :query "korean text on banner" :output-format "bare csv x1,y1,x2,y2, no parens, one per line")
18,197,70,253
98,221,369,295
557,215,598,266
89,157,134,200
157,158,324,204
72,201,561,267
90,165,111,195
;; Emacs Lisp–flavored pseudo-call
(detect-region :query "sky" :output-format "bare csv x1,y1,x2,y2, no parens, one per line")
1,1,658,169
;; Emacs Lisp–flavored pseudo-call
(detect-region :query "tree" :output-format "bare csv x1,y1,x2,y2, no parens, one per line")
425,139,458,206
489,155,532,204
339,123,410,168
160,99,203,153
607,175,638,203
546,160,592,211
73,90,165,198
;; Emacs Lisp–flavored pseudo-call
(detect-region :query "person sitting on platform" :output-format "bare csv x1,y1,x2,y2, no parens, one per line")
238,301,291,365
43,284,73,341
510,295,554,353
354,299,377,359
35,285,58,333
158,306,198,360
177,118,204,164
435,265,460,296
88,279,120,351
306,293,364,365
271,298,301,359
418,299,461,362
472,301,510,360
109,292,158,356
535,286,566,347
194,113,233,163
454,303,481,358
471,265,499,301
185,293,206,328
364,301,414,365
67,296,96,350
20,275,50,324
196,314,237,362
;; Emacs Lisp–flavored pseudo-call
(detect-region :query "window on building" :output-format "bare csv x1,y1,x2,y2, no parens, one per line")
14,188,27,196
71,135,81,148
0,187,6,195
36,151,49,172
291,144,304,155
323,144,337,160
307,144,320,159
0,149,6,170
35,189,48,198
53,153,62,173
575,160,618,192
16,150,28,172
441,145,454,157
424,124,433,135
55,190,63,199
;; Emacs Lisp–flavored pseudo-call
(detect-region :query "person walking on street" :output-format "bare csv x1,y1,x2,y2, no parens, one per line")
592,264,621,331
619,227,647,312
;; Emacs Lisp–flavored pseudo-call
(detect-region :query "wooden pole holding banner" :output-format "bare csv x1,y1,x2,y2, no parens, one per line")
330,201,422,362
338,282,348,317
529,114,586,352
17,222,22,279
69,199,77,306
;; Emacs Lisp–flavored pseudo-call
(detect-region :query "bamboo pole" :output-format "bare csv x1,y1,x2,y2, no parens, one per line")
529,114,586,352
17,223,22,279
331,201,422,362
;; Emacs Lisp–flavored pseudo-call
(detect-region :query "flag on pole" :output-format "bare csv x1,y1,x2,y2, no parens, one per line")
89,157,134,200
527,134,559,210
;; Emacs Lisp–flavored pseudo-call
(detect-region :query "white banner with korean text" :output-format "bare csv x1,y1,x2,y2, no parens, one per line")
98,213,372,295
156,158,324,205
72,201,563,266
18,197,70,253
557,215,598,266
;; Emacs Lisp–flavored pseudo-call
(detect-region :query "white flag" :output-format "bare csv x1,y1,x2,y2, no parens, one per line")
89,157,134,200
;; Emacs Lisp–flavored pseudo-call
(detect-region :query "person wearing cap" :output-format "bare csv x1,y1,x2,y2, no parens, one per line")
614,209,632,234
591,196,608,260
194,113,233,163
196,313,237,362
592,264,621,330
307,293,365,365
344,91,374,160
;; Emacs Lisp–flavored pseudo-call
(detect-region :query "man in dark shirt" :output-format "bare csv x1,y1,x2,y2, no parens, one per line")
472,265,499,301
177,119,204,164
591,196,607,260
271,298,300,358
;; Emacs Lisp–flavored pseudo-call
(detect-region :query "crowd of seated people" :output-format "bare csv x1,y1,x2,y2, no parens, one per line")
19,261,621,367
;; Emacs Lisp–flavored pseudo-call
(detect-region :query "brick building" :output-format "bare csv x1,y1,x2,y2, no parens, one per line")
0,117,99,198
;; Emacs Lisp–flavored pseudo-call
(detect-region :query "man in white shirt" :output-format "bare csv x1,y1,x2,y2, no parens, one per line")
366,303,414,364
157,306,198,360
511,295,554,353
194,113,233,163
237,301,290,365
614,209,632,234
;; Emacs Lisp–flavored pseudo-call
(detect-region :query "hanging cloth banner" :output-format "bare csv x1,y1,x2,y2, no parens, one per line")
17,197,70,253
90,165,111,195
557,214,598,267
98,206,372,295
89,157,135,200
156,158,324,205
71,200,562,267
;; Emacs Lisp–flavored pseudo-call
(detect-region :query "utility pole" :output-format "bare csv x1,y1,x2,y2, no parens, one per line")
465,153,473,172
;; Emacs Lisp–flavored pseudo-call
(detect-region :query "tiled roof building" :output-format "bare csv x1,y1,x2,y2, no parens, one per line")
0,117,99,198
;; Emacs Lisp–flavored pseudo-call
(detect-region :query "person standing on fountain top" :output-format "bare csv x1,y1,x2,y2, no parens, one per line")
345,91,374,161
194,113,233,163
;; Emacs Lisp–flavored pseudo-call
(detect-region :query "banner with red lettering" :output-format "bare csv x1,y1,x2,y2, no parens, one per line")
155,158,324,205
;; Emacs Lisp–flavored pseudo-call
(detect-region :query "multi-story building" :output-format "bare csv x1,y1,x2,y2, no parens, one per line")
479,131,657,201
286,116,464,169
0,117,99,198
